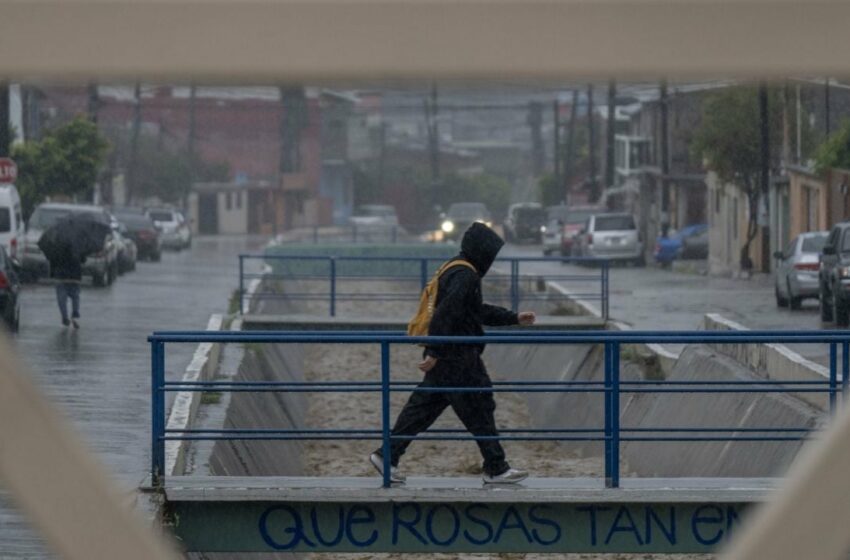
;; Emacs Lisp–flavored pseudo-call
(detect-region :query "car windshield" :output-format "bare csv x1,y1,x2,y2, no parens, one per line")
121,215,156,230
29,208,73,229
356,206,395,217
595,215,636,231
448,204,488,218
565,210,595,225
0,208,9,233
516,207,544,222
149,211,175,222
546,207,570,223
802,234,828,253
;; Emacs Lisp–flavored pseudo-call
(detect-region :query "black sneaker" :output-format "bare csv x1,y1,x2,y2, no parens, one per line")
61,318,70,327
369,453,406,483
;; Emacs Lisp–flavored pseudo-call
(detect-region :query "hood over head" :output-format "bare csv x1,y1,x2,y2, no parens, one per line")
459,222,504,276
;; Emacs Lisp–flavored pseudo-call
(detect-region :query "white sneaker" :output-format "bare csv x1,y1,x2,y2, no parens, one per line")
369,453,406,483
483,468,529,484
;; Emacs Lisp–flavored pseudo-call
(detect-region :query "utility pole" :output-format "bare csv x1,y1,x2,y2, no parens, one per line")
553,100,561,191
424,83,440,183
587,84,598,202
186,83,197,211
660,80,670,237
527,101,544,177
127,82,142,204
87,83,99,124
759,83,771,273
0,83,10,157
564,89,578,204
781,82,791,170
795,83,802,164
605,80,616,196
378,121,387,192
825,77,831,138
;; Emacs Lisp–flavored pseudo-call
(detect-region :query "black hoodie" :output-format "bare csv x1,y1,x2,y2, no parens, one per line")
425,223,518,359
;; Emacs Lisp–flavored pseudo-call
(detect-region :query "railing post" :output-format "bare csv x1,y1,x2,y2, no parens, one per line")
380,341,392,488
604,341,613,487
392,225,398,244
313,225,319,244
238,255,245,315
611,341,621,489
420,259,428,290
352,224,358,243
150,340,165,486
329,257,337,317
830,342,838,414
602,261,609,320
510,260,519,312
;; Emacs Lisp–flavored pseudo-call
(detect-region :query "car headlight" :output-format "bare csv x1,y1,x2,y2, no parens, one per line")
540,225,547,233
840,266,850,278
441,220,455,233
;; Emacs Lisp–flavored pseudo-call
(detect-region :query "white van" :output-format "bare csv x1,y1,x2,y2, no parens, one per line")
0,184,23,260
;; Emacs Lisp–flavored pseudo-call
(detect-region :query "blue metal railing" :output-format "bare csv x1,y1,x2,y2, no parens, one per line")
150,330,850,489
238,254,610,319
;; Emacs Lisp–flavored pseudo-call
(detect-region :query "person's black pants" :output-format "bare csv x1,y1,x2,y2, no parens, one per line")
375,351,509,476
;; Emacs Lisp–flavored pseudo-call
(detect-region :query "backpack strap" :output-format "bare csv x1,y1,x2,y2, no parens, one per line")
436,259,477,278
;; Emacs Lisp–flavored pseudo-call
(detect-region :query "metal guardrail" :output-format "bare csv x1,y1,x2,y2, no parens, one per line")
238,254,610,319
149,330,850,489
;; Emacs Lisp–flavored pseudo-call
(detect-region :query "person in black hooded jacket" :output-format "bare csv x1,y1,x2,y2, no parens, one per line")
370,223,535,484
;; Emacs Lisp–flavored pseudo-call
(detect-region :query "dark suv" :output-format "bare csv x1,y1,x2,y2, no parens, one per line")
819,222,850,326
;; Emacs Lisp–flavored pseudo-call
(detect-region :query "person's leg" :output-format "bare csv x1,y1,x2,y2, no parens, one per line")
68,283,81,319
55,283,69,325
449,356,510,477
373,371,450,467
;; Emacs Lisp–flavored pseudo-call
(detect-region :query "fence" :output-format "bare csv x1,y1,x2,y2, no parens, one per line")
149,330,850,488
238,254,610,318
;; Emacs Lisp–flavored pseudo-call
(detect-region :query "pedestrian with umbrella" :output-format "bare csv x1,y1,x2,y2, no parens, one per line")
38,213,112,328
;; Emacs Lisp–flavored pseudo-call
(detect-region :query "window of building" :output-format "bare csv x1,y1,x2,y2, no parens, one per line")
236,191,242,209
226,192,232,210
715,188,721,214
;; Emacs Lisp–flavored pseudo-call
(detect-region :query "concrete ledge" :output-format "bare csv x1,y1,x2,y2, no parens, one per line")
164,476,779,504
703,313,830,410
241,314,607,331
164,314,223,477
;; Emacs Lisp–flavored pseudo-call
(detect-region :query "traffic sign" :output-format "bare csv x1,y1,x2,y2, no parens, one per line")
0,158,17,183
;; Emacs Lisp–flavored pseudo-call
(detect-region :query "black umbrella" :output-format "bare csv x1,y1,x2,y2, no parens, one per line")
38,213,113,262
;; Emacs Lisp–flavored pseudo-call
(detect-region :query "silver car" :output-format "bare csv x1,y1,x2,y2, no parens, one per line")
774,231,828,309
575,213,644,265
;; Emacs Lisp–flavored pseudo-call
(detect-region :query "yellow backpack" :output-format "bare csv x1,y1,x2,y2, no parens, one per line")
407,259,478,336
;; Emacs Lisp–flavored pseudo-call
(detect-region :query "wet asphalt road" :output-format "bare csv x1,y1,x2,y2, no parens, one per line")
499,244,827,364
1,235,267,558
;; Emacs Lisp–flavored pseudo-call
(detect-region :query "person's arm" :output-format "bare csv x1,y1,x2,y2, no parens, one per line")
479,302,519,326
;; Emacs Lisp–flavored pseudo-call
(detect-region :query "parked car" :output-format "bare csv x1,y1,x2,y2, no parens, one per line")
0,245,20,332
440,202,492,242
22,203,119,286
819,222,850,326
654,224,709,265
114,211,161,261
349,204,399,227
503,202,545,243
111,217,138,274
541,205,600,256
0,184,23,261
574,212,644,265
774,231,828,310
147,208,191,250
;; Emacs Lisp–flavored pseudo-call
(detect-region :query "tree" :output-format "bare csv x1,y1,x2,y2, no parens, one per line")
692,85,783,269
13,117,108,216
814,119,850,173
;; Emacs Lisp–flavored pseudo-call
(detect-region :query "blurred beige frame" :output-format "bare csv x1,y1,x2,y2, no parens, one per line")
2,1,850,559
